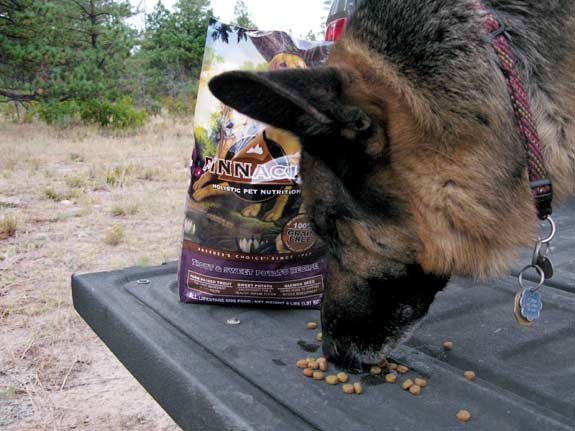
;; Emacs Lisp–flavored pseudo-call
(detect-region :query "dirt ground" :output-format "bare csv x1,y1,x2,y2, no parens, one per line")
0,118,194,430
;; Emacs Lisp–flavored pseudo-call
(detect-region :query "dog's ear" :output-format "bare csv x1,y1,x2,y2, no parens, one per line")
208,67,370,137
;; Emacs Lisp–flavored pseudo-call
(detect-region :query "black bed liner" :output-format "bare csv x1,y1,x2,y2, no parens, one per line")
72,200,575,431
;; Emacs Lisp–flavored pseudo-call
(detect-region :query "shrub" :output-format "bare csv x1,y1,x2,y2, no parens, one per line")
80,97,147,129
36,98,147,129
143,99,162,116
37,101,82,128
0,101,17,119
160,96,195,117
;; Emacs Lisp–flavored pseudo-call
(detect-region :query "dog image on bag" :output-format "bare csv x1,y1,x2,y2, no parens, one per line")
208,0,575,365
192,31,326,223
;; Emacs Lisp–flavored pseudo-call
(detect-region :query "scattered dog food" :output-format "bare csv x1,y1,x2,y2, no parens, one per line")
464,371,476,381
316,332,323,342
318,357,328,371
325,375,339,385
313,371,324,381
385,373,398,384
409,385,422,396
456,410,472,422
353,382,364,394
308,359,319,370
443,341,454,351
307,322,318,330
296,359,308,369
337,372,349,383
370,366,382,375
387,363,398,371
342,384,355,394
414,378,427,388
303,368,314,377
396,365,409,374
402,379,415,390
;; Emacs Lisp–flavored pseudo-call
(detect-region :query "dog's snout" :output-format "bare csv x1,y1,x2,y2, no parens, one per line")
322,334,365,371
322,334,339,363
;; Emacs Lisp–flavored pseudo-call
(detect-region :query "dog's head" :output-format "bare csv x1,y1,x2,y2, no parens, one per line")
208,37,536,365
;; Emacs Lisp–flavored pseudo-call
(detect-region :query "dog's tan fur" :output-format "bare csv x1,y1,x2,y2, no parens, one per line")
532,42,575,202
325,37,575,278
207,0,575,364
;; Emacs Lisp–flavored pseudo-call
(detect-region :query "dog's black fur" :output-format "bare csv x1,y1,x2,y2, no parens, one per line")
209,0,575,367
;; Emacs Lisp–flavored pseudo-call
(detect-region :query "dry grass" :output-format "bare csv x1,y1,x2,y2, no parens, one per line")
0,117,190,430
43,187,61,201
111,203,139,218
64,174,87,189
0,214,18,239
104,224,125,246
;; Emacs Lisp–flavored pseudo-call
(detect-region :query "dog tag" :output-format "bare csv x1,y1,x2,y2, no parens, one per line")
513,290,533,326
536,255,554,279
519,288,543,323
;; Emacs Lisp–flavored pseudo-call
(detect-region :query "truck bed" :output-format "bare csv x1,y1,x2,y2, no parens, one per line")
72,201,575,431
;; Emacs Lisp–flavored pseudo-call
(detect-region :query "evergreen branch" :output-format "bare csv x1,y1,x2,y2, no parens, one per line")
0,88,39,101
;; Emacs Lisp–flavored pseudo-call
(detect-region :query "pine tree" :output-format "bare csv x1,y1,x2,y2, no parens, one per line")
0,0,137,105
138,0,213,114
230,0,256,29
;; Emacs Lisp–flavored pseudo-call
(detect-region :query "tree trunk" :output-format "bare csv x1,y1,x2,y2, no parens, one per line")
90,0,97,48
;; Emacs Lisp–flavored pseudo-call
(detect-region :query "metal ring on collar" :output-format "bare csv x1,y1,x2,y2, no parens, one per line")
531,241,551,266
518,265,545,291
539,216,556,244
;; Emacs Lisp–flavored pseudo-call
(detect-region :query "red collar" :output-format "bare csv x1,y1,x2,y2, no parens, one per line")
475,1,553,220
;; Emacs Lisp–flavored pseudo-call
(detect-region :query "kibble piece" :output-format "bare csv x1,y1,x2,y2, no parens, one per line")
414,378,427,388
464,371,476,381
316,332,323,342
385,373,397,383
308,360,319,370
402,379,414,390
307,322,318,330
387,363,398,370
370,366,382,375
313,371,324,380
303,368,314,377
456,410,471,422
342,384,355,394
443,341,454,351
353,382,364,394
325,375,339,385
409,385,422,396
397,365,409,374
296,359,308,369
318,357,328,372
337,372,349,383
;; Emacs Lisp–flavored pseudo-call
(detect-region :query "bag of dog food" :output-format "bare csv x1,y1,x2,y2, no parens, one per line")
178,20,332,308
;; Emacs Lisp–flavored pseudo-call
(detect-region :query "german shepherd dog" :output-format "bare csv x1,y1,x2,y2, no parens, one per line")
208,0,575,367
